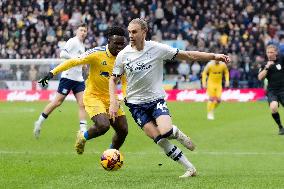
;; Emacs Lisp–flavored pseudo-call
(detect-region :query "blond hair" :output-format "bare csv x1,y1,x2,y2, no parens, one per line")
266,44,278,51
129,18,148,32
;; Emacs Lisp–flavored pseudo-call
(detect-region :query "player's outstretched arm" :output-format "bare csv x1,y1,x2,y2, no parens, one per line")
109,75,121,119
51,56,90,76
224,65,230,87
38,56,91,87
201,69,208,89
176,50,230,64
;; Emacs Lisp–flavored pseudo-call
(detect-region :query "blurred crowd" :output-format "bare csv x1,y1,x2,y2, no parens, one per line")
1,0,284,88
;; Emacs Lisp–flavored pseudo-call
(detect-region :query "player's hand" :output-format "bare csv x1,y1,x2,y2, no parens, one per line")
109,100,120,120
214,54,230,64
265,61,274,69
38,72,54,87
202,83,207,89
225,82,230,88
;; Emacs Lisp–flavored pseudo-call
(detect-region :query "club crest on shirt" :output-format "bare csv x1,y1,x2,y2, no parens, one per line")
276,64,281,70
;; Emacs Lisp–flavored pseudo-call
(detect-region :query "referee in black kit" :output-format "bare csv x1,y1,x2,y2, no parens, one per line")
258,44,284,135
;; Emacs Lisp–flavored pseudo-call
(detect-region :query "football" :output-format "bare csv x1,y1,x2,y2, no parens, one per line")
100,149,124,171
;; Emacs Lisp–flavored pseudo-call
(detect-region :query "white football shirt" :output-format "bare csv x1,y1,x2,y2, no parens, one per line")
112,41,178,104
60,36,85,81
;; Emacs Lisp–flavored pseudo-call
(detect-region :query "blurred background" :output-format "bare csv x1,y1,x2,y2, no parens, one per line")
0,0,283,98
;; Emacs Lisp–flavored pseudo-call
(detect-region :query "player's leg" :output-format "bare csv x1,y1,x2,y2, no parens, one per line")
75,98,112,154
214,85,222,109
73,81,88,132
143,121,196,178
33,92,66,138
155,115,195,151
206,85,215,120
34,78,74,138
75,113,111,154
110,115,128,150
267,91,284,135
152,99,195,150
125,100,196,177
278,95,284,135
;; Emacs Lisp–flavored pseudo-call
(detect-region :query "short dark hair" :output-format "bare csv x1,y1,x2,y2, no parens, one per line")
107,26,126,38
77,23,87,28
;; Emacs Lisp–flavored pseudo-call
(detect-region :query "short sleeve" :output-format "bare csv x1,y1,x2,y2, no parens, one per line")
62,38,75,53
280,56,284,66
156,42,179,61
112,52,124,77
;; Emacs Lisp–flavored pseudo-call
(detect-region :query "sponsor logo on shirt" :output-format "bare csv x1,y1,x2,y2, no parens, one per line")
100,71,110,78
125,61,152,72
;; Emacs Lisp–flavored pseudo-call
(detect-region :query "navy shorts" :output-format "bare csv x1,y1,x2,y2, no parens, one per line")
125,99,170,128
57,78,85,96
267,90,284,106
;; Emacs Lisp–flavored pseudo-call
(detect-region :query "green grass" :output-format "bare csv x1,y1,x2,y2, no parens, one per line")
0,101,283,189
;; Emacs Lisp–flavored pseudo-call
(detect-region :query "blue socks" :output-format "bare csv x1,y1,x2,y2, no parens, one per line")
109,144,114,149
83,131,89,140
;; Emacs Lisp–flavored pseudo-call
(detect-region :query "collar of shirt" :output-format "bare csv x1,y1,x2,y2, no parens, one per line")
105,45,114,58
129,40,147,52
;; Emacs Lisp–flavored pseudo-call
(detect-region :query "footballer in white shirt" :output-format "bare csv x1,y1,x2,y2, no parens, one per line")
109,18,230,178
34,23,88,138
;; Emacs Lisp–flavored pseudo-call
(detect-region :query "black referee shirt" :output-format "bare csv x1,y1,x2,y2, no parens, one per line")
260,56,284,93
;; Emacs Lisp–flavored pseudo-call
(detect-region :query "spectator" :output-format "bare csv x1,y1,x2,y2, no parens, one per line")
15,65,23,81
190,62,201,81
28,65,38,81
230,64,241,88
0,0,283,87
177,60,190,81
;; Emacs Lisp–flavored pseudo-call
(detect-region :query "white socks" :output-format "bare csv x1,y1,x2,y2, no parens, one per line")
156,137,195,170
36,114,47,129
80,120,87,132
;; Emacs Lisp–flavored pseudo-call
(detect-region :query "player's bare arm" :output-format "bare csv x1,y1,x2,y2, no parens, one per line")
109,75,121,118
201,66,208,89
224,66,230,87
176,50,230,63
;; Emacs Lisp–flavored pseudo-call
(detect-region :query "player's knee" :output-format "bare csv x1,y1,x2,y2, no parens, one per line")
79,104,85,111
96,122,110,135
78,101,84,109
271,107,278,113
270,102,278,113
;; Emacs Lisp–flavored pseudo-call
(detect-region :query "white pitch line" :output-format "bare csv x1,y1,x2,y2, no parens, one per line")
1,150,284,156
0,108,35,113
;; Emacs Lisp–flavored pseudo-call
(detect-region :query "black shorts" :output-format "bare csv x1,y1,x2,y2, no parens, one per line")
267,90,284,106
57,78,85,96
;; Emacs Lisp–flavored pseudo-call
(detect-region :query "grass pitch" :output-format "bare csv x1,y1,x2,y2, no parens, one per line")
0,101,283,189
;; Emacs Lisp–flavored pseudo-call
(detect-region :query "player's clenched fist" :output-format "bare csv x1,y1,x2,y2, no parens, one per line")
214,54,231,64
